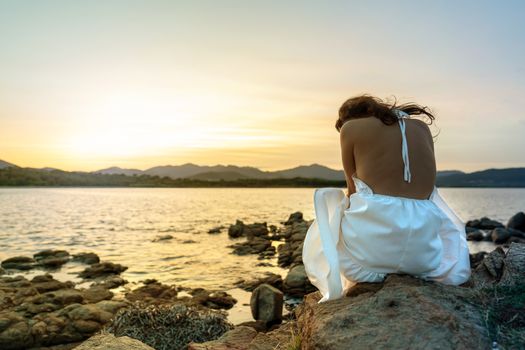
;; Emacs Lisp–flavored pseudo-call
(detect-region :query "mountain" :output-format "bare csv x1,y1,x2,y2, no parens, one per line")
144,163,268,179
435,168,525,187
0,159,17,169
436,170,465,178
270,163,345,181
94,167,144,176
187,171,250,181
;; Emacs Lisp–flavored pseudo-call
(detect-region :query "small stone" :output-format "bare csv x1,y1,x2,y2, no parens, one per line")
72,252,100,265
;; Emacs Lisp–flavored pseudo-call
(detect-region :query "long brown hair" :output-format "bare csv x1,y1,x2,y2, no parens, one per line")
335,94,435,132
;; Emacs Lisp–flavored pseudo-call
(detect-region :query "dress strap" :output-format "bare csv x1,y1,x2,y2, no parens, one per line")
393,109,411,183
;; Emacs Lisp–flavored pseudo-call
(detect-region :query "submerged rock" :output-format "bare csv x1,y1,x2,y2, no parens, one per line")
79,262,128,279
72,252,100,265
33,249,70,268
1,256,36,270
152,234,173,242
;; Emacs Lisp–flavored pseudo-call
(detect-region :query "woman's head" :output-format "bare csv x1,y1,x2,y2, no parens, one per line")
335,94,435,132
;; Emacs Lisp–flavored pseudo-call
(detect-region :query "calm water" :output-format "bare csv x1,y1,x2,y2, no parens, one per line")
1,187,524,290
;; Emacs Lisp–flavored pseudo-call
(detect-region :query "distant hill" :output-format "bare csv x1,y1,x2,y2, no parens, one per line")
1,158,524,187
187,171,250,181
0,159,17,169
95,166,144,176
435,168,525,187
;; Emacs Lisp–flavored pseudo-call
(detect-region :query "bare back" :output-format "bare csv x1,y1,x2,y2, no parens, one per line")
340,116,436,200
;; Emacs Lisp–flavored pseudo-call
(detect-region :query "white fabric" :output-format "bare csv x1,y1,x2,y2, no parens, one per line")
303,112,471,303
393,109,412,183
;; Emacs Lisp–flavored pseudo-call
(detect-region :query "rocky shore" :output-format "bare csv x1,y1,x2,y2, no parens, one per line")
1,211,524,349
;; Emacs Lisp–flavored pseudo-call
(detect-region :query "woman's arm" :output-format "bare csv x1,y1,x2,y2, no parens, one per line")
339,122,356,197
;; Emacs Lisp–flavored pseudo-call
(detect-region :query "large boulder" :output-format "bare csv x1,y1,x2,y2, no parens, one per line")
507,211,525,232
296,243,525,350
297,275,490,349
490,227,525,244
250,283,283,324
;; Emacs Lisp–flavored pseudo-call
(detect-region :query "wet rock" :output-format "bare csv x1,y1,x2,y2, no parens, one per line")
30,274,73,293
491,227,525,244
228,220,269,239
283,265,316,298
297,275,490,350
190,289,237,310
208,226,225,234
81,286,113,304
499,242,525,286
234,272,283,292
284,211,304,225
466,229,486,241
125,281,178,305
79,262,127,279
228,220,244,238
34,250,70,268
250,283,283,324
466,216,504,230
469,252,487,269
0,267,5,275
152,234,173,242
72,252,100,265
1,256,36,270
182,239,197,244
75,333,155,350
229,236,271,255
91,275,127,290
507,211,525,232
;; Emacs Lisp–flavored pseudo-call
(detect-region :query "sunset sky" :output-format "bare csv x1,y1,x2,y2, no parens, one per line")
1,0,524,172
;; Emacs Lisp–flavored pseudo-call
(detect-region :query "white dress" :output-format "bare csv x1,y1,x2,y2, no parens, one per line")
302,113,471,303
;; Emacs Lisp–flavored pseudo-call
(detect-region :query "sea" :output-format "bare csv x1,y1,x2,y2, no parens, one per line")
1,187,524,322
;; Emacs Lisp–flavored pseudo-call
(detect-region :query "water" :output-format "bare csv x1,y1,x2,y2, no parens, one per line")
1,187,524,289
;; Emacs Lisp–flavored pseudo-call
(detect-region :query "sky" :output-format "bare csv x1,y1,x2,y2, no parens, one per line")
1,0,524,172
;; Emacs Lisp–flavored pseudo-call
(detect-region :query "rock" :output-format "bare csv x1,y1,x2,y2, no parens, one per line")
284,212,304,225
31,274,74,293
0,267,5,275
235,272,283,292
229,236,271,255
466,216,504,230
507,211,525,232
297,275,490,350
152,234,173,242
208,226,224,234
188,326,258,350
125,281,178,305
190,289,237,310
228,220,269,239
283,265,315,297
0,319,32,350
1,256,35,270
72,252,100,265
228,220,245,238
74,333,155,350
499,243,525,286
34,249,70,268
250,284,283,324
491,227,525,244
466,229,485,241
81,286,113,303
469,252,487,269
92,275,127,289
79,262,127,279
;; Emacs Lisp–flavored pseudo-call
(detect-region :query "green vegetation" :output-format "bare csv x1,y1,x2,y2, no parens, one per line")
481,283,525,349
0,167,346,188
105,303,233,350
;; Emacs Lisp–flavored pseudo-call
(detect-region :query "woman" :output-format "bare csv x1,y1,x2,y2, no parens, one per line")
303,95,470,303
